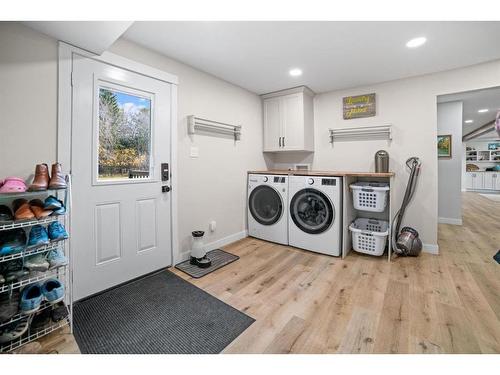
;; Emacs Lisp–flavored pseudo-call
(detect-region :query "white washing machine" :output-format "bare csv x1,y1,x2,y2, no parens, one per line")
247,174,288,245
288,175,342,256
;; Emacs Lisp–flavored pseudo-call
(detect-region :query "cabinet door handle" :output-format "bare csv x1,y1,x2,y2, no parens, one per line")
279,137,282,147
283,137,285,148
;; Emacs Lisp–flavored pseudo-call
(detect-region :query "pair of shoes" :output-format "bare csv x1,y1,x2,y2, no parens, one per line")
29,163,66,191
0,315,31,344
0,177,27,194
44,196,66,215
30,302,68,331
0,290,21,323
12,198,54,222
26,223,68,248
20,279,65,315
0,205,14,225
0,229,27,256
24,248,67,272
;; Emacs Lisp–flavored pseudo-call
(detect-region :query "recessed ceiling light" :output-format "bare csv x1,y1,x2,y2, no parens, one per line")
406,37,427,48
464,120,474,124
289,68,302,77
478,108,489,113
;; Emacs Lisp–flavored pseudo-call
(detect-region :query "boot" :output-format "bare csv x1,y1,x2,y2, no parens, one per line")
28,164,49,191
48,163,67,190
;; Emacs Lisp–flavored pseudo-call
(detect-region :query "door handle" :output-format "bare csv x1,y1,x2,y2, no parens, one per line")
162,185,171,193
279,137,282,147
283,137,285,148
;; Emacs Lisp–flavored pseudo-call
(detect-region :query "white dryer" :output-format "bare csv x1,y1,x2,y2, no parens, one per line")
288,175,342,256
248,174,288,245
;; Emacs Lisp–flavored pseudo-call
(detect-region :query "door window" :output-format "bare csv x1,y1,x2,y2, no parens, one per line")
290,189,334,234
97,86,152,181
249,185,283,225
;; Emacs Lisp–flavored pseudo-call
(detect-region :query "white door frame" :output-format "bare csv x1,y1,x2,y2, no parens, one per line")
57,41,180,268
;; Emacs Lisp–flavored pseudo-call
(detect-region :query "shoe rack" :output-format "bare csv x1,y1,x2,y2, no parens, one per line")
0,175,72,353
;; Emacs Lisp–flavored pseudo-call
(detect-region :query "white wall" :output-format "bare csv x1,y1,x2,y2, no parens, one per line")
0,22,58,179
0,23,267,263
268,59,500,251
437,101,463,225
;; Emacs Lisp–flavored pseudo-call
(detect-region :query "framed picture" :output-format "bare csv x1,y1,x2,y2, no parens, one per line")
437,134,452,158
488,142,500,150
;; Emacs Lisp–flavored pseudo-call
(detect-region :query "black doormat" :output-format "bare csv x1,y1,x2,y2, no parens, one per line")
175,249,239,278
73,270,254,354
494,250,500,264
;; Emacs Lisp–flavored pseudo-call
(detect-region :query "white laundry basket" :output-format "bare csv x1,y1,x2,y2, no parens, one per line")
350,181,389,212
349,218,389,256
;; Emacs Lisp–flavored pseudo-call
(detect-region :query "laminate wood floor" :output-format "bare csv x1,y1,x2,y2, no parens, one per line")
27,192,499,354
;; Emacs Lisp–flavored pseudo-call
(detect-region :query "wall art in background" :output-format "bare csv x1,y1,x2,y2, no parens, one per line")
437,134,452,158
343,93,376,119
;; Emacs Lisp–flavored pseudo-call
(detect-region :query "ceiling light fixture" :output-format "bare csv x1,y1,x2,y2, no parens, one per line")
478,108,489,113
464,120,474,124
289,68,302,77
406,37,427,48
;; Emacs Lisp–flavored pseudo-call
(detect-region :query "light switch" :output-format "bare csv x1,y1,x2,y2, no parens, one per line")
190,146,199,158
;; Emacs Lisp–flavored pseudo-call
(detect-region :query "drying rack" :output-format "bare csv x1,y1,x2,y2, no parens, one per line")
329,124,392,144
0,175,72,353
188,115,242,141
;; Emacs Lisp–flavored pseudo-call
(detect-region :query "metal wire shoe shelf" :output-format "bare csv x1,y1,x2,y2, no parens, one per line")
0,175,72,353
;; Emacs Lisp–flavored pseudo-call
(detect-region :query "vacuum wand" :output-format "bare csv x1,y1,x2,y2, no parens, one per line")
392,157,423,256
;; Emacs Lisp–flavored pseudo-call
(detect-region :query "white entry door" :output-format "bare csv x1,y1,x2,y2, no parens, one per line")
71,55,173,300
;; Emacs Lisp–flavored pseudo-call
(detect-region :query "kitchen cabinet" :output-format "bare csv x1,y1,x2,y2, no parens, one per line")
465,172,484,190
262,86,314,152
465,172,500,191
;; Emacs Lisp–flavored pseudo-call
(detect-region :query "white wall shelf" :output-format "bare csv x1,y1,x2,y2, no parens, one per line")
188,115,241,141
329,124,392,144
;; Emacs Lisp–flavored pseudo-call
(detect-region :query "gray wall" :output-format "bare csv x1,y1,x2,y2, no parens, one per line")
437,101,463,224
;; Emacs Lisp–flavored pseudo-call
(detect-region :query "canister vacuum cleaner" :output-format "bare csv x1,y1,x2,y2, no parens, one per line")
392,157,423,257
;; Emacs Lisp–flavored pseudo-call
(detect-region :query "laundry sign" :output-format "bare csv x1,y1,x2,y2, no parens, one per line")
343,93,376,120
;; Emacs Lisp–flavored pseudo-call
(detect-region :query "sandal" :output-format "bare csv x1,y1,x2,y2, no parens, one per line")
0,316,31,344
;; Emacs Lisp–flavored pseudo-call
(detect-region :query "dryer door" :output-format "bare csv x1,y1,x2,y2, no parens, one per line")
290,188,334,234
249,185,283,225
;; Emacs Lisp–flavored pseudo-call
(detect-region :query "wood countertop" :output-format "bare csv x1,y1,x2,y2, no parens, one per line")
248,170,395,178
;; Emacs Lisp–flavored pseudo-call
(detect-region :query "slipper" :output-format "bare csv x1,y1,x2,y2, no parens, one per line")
0,177,27,194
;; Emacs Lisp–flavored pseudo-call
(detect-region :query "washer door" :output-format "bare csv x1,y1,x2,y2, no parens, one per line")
249,185,283,225
290,188,334,234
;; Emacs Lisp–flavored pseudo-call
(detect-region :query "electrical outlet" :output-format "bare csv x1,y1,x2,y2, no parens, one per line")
209,220,216,232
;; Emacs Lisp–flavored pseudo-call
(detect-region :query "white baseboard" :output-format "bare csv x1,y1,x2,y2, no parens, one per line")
438,217,463,225
422,243,439,255
176,230,248,264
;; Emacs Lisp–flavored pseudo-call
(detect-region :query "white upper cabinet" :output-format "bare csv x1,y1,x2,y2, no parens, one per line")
262,86,314,152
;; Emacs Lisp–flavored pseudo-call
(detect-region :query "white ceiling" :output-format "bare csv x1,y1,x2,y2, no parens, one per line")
123,21,500,94
23,21,133,54
439,87,500,139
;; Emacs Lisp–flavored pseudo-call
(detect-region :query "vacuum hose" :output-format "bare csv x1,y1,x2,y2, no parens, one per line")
391,157,421,255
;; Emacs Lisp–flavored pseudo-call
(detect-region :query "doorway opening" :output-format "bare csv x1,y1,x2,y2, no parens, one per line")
436,87,500,249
